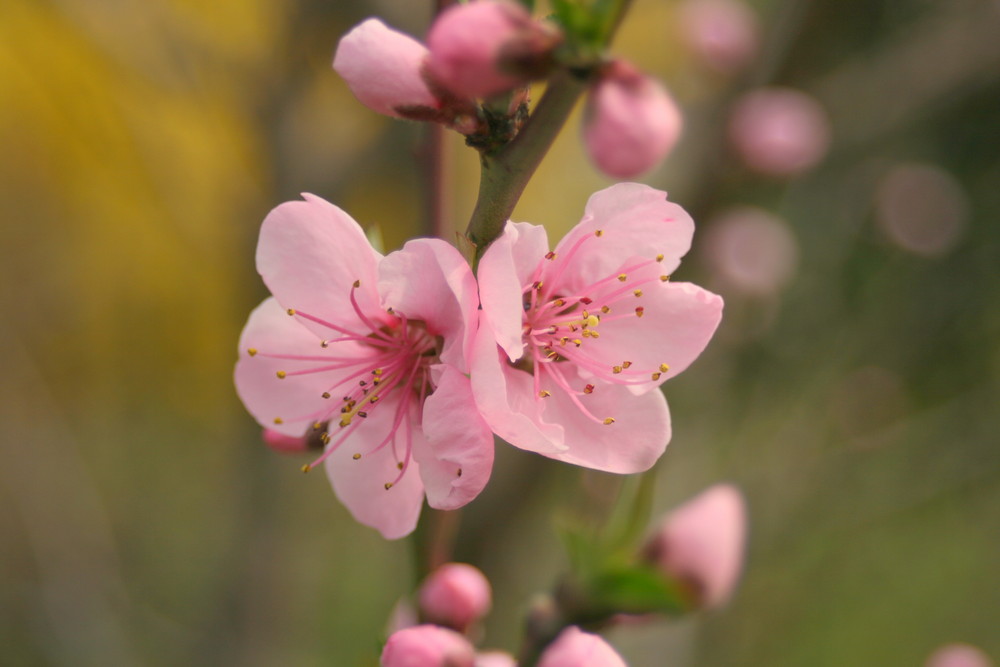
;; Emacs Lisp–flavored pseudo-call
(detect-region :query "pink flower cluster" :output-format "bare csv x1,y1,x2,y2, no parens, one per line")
333,1,684,177
235,184,722,538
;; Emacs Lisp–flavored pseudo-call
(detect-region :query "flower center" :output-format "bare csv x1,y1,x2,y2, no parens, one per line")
517,230,673,425
249,280,437,489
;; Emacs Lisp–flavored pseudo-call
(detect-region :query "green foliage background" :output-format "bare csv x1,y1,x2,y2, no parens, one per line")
1,0,997,664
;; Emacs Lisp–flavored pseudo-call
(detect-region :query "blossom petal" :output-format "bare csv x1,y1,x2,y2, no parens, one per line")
378,239,478,370
587,275,724,395
536,365,671,473
324,396,425,539
236,297,369,437
256,194,383,339
333,18,438,118
416,366,494,511
470,326,566,458
478,221,551,361
549,183,694,288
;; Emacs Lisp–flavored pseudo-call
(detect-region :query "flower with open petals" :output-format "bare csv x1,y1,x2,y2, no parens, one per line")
472,184,723,473
235,195,492,539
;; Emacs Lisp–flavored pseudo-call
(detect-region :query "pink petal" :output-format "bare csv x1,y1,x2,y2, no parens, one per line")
478,221,551,361
416,366,494,511
323,395,425,540
584,274,724,395
534,365,671,473
378,238,479,371
550,183,694,283
538,627,627,667
236,297,365,437
470,327,567,458
256,194,382,340
333,18,439,118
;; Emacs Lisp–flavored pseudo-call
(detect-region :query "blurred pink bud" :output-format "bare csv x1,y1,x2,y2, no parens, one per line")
475,651,517,667
646,484,747,608
702,207,799,296
333,18,439,118
381,625,476,667
729,87,831,176
261,428,309,454
538,627,627,667
875,163,969,257
926,644,994,667
678,0,759,73
419,562,493,631
583,61,683,178
428,1,558,98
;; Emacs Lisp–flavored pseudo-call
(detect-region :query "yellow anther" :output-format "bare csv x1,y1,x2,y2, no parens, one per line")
357,411,368,419
581,330,592,338
322,392,331,399
247,348,258,357
301,464,312,473
532,281,543,290
595,230,604,237
660,275,670,282
353,453,361,460
339,416,352,428
659,363,670,372
286,308,296,316
320,432,331,445
559,337,569,346
635,307,645,318
373,368,383,375
612,366,623,374
633,289,643,298
569,324,578,332
397,462,404,470
581,310,590,319
590,331,600,338
384,482,393,490
538,390,551,398
572,339,583,347
554,299,566,307
312,421,322,430
352,280,361,288
651,372,662,381
273,417,283,425
617,273,627,282
370,395,380,403
601,305,611,314
276,371,286,379
622,361,633,369
656,253,664,262
603,417,615,425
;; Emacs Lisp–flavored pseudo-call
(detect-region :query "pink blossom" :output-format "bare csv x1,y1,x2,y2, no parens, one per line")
925,644,994,667
427,1,557,99
235,195,493,539
381,625,476,667
261,428,311,454
728,87,831,176
333,18,439,118
537,627,627,667
701,206,799,296
475,651,517,667
419,562,493,632
678,0,759,74
583,61,683,178
646,484,747,608
473,184,723,473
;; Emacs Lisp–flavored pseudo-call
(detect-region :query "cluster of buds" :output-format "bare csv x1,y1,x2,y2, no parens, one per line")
333,0,686,177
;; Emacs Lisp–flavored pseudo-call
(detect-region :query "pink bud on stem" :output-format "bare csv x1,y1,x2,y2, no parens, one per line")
381,625,476,667
537,627,627,667
645,484,747,609
728,87,831,176
419,563,493,632
582,60,683,179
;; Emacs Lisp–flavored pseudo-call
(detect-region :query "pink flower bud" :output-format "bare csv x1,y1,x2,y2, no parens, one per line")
333,18,439,118
538,627,627,667
702,207,799,296
728,87,831,176
583,61,683,179
646,484,747,608
475,651,517,667
381,625,476,667
418,563,493,631
678,0,759,73
427,1,557,98
926,644,994,667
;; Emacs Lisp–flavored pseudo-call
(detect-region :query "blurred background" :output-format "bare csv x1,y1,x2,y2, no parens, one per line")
1,0,998,664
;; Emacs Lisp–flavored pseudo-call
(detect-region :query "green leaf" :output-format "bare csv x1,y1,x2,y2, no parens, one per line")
587,566,690,616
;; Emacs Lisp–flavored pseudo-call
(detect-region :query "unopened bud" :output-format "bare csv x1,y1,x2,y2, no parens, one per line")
333,19,439,118
925,644,994,667
427,1,559,98
644,484,747,608
678,0,759,74
419,563,493,632
475,651,517,667
537,627,627,667
261,428,309,454
583,60,683,178
381,625,476,667
728,87,830,176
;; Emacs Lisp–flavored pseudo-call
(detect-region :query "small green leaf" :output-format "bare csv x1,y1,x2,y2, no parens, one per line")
588,566,690,616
